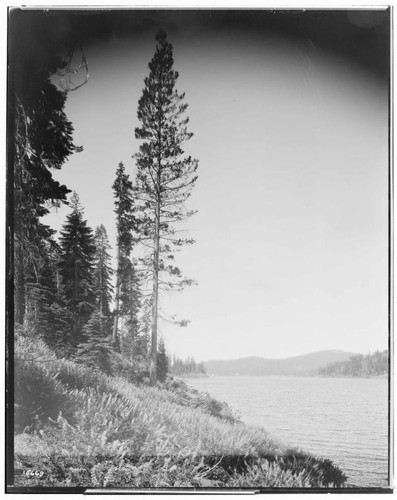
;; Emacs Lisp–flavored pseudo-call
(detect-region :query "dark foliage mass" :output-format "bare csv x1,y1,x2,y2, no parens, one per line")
12,57,76,327
58,193,97,345
157,339,168,382
15,452,347,489
14,359,75,434
93,225,114,317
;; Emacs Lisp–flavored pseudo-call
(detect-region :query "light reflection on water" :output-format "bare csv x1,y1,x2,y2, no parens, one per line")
187,376,389,488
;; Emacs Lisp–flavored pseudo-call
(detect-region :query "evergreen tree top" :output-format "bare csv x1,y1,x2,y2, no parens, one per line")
95,224,110,240
113,162,133,193
70,191,83,215
147,30,175,78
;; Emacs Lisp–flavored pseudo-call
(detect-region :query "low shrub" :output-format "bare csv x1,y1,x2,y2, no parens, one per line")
53,360,110,394
14,360,75,433
14,450,346,489
108,351,150,385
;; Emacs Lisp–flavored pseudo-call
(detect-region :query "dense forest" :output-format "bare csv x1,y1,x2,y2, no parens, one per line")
318,350,388,377
11,29,198,386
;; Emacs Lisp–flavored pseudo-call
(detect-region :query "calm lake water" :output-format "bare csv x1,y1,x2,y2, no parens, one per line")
187,376,389,488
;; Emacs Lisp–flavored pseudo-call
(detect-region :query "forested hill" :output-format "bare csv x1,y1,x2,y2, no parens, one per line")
318,350,388,377
204,350,356,376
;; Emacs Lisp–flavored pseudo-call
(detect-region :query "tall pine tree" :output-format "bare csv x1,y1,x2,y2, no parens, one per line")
93,224,113,317
133,31,198,384
112,162,135,346
58,192,96,346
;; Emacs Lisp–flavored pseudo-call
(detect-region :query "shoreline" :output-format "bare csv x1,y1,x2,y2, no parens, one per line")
184,374,388,489
13,336,349,490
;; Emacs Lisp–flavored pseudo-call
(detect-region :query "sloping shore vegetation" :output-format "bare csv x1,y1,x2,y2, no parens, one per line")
14,331,347,489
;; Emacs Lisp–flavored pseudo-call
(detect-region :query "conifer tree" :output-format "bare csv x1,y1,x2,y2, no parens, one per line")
75,310,113,374
58,192,96,345
133,31,198,384
112,162,135,346
93,224,113,317
157,337,168,382
120,260,141,361
23,237,71,350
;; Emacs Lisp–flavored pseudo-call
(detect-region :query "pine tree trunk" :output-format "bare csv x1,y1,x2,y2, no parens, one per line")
73,260,79,343
99,261,103,316
150,174,161,385
56,268,60,297
130,282,135,361
113,235,121,345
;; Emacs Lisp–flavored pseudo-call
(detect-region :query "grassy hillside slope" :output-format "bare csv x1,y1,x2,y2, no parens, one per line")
13,334,347,489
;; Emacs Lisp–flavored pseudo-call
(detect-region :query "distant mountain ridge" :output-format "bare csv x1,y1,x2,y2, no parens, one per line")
204,350,358,377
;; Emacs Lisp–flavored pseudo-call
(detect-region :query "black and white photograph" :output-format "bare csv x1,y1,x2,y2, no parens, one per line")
6,6,392,492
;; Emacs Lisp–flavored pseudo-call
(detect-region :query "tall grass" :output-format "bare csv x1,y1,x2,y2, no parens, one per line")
14,335,347,489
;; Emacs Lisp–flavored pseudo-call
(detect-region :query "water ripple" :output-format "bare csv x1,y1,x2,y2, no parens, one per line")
188,376,389,488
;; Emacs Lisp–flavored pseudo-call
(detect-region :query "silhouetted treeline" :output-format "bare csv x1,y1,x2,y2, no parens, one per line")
318,350,388,377
170,355,206,376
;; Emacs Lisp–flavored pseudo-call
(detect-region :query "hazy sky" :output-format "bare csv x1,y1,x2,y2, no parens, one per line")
37,9,389,361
